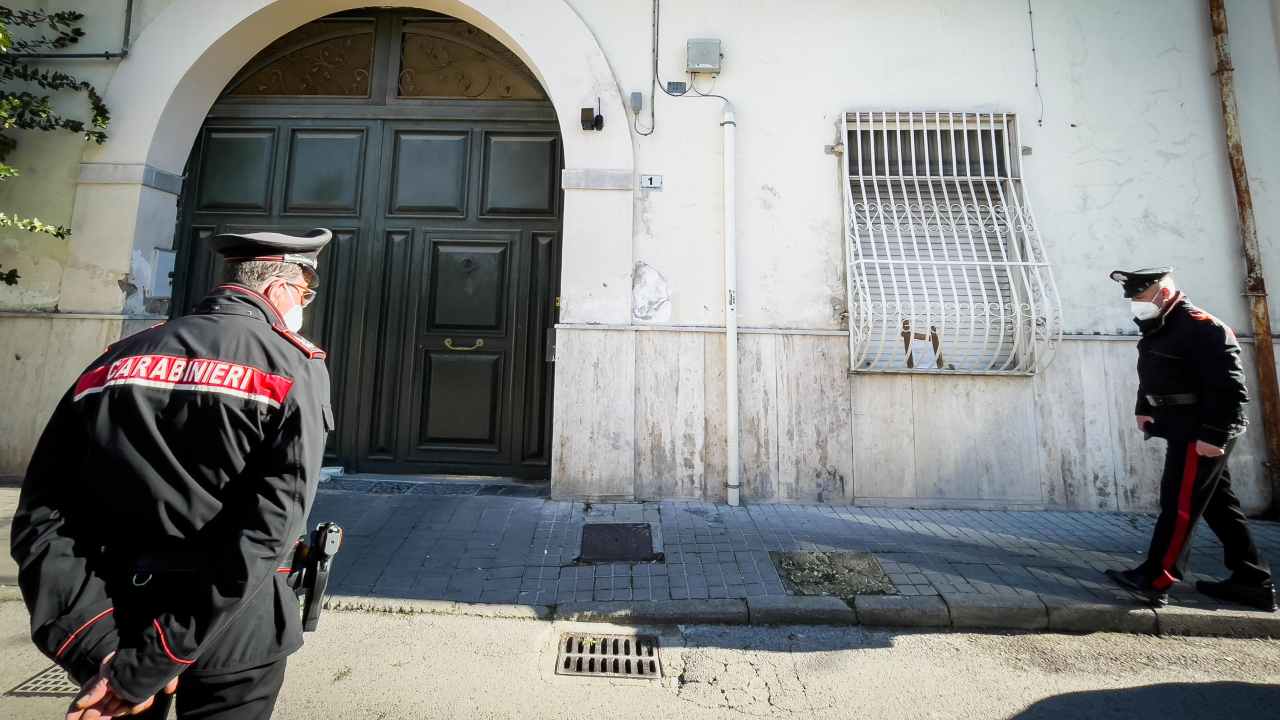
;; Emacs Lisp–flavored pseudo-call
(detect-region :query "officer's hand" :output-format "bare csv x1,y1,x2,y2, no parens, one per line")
67,681,156,719
1195,440,1225,458
66,654,177,719
1136,415,1154,431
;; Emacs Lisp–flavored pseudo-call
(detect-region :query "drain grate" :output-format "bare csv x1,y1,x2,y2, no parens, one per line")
6,665,80,698
555,633,661,679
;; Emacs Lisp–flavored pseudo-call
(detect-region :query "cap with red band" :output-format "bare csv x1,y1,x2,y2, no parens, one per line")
1109,266,1173,299
209,229,331,285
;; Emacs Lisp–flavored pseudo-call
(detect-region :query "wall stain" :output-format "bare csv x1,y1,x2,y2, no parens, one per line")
632,261,672,322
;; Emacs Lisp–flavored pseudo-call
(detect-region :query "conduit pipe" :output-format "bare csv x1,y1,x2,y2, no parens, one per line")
722,103,741,507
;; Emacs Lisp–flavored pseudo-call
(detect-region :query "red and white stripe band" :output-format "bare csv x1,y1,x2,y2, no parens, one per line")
73,353,294,408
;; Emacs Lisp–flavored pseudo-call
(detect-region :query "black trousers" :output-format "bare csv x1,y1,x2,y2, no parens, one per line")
1142,437,1271,591
135,658,287,720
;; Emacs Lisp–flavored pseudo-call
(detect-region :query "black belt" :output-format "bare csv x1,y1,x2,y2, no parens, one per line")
1145,393,1197,407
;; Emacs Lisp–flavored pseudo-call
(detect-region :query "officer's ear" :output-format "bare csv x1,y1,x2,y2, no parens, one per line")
263,278,295,314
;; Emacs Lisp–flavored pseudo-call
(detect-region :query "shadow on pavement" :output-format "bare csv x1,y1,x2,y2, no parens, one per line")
1010,682,1280,719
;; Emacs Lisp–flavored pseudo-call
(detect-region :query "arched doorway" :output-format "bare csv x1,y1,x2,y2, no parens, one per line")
174,8,562,480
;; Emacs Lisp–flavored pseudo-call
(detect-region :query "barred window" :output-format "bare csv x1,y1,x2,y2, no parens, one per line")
840,112,1062,375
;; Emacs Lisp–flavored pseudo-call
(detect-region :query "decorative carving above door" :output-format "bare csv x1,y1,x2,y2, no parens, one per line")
227,19,375,98
397,20,546,100
222,12,546,103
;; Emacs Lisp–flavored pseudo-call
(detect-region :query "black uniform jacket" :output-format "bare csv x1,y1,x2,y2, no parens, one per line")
1134,292,1249,447
9,284,331,704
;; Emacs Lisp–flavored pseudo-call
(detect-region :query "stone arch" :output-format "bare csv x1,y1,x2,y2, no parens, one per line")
74,0,633,324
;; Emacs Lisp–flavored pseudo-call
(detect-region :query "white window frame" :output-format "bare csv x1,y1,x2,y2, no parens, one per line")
840,111,1062,375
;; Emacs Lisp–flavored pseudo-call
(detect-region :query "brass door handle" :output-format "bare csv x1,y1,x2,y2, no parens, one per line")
444,338,485,352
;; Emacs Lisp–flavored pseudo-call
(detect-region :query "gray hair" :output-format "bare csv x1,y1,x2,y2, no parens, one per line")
222,260,304,292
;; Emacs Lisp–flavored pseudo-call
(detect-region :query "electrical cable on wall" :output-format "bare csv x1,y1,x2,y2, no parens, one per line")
689,71,728,103
634,0,659,135
1027,0,1045,127
634,0,731,137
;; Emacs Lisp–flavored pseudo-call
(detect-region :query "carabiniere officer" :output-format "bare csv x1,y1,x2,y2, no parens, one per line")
1105,267,1275,612
11,229,335,719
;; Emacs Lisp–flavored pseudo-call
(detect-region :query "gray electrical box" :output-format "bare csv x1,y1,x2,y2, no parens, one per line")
687,38,721,74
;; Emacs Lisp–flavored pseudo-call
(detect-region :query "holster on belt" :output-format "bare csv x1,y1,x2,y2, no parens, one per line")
287,522,344,632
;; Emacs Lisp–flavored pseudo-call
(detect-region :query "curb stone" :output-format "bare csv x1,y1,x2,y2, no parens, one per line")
943,593,1048,631
86,587,1280,639
325,594,553,620
0,585,21,602
1042,596,1158,634
746,595,857,625
554,599,748,625
853,595,950,628
1153,604,1280,638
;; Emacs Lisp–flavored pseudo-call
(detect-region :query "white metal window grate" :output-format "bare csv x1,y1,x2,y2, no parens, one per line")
840,112,1062,375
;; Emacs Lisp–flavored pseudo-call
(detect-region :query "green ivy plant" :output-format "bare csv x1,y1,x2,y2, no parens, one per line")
0,7,110,286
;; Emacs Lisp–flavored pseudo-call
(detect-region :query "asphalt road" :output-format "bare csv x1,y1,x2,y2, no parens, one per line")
1,598,1277,719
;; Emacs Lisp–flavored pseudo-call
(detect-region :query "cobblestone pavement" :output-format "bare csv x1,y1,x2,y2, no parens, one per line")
309,479,1280,609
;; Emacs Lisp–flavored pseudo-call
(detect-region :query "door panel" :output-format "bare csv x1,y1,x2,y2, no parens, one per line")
179,110,561,479
401,228,519,464
196,129,276,213
428,242,509,332
521,231,558,462
362,228,413,461
301,227,361,459
421,351,502,444
389,131,469,216
283,129,367,215
480,133,559,216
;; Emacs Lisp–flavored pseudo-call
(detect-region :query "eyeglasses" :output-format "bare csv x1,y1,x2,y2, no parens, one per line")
279,279,316,307
295,283,316,308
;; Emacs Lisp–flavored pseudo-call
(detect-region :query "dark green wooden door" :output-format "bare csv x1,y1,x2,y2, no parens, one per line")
357,122,561,475
173,11,561,480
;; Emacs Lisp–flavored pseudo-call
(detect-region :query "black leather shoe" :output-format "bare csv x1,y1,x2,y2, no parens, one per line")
1105,568,1169,608
1196,579,1278,612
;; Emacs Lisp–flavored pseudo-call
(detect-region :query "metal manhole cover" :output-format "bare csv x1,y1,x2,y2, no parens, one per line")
578,523,662,563
555,633,661,679
6,665,80,697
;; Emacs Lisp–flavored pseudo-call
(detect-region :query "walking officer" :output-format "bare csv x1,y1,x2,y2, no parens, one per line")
10,229,334,718
1105,267,1275,612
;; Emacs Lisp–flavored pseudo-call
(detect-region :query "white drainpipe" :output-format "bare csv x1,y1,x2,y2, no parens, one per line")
722,103,740,507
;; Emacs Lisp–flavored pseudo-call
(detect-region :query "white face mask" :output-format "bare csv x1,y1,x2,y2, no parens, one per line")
1131,300,1161,320
284,303,304,333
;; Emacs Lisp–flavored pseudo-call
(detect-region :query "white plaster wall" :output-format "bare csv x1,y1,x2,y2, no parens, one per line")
0,0,153,311
566,0,1280,334
10,1,1274,327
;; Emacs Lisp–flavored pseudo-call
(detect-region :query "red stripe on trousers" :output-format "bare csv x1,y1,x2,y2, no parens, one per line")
1152,442,1200,591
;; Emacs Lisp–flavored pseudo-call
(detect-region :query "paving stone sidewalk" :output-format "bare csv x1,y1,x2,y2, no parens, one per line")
310,479,1280,618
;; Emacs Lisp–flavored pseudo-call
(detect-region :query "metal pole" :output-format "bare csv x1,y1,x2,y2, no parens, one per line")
1209,0,1280,517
